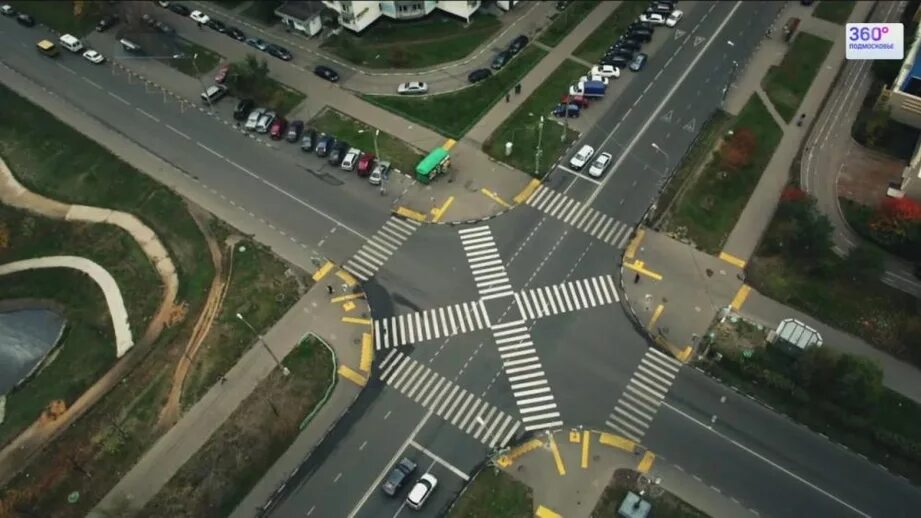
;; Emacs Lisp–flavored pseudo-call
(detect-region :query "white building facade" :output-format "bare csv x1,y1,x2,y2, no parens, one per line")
322,0,484,32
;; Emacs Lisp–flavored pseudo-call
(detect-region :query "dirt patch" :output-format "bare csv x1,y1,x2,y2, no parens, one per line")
838,141,906,207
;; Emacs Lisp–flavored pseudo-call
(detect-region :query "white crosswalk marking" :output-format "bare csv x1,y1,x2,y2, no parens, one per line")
605,348,682,442
525,185,633,248
515,275,620,320
380,352,521,447
343,216,421,281
373,301,492,350
489,325,562,432
459,226,514,300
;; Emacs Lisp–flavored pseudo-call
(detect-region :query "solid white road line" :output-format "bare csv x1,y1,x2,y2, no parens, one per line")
409,440,470,481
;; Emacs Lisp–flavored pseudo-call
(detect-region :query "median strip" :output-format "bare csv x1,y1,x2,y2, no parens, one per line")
730,284,752,311
395,206,428,222
637,451,656,474
624,260,663,281
480,188,511,208
599,432,636,453
338,365,368,387
548,433,567,476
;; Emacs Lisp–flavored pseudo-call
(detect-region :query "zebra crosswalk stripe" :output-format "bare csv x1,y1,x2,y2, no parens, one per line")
604,348,682,442
343,216,420,281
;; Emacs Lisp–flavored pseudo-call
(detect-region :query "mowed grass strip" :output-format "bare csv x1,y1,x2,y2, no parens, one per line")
666,94,783,253
538,1,602,47
813,0,856,25
762,31,833,122
449,468,532,518
165,38,222,78
363,46,547,139
483,59,585,177
8,0,107,36
573,1,649,63
309,108,425,174
322,12,501,69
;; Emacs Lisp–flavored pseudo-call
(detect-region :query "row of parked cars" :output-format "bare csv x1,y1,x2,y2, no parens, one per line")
564,1,682,176
382,458,438,511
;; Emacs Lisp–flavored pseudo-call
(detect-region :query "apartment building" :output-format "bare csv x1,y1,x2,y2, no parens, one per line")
322,0,483,33
885,20,921,200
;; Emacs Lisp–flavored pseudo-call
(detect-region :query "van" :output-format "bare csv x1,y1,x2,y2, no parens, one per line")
119,38,142,54
36,40,59,57
59,34,83,53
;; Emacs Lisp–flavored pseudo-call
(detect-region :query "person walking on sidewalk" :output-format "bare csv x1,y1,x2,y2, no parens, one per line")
327,285,334,295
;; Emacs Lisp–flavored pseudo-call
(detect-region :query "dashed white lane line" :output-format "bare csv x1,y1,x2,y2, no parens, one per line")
107,92,130,105
82,77,102,89
166,124,190,140
197,142,224,159
56,63,76,75
136,108,160,123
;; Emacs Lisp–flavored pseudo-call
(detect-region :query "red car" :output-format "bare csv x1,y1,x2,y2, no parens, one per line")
561,94,589,109
214,63,230,83
357,152,376,176
269,117,287,140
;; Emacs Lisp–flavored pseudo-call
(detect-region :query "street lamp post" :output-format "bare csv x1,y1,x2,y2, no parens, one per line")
650,142,669,169
535,116,544,177
236,312,290,376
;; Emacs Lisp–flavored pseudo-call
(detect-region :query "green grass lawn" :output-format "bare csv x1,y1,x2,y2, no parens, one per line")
813,0,856,24
321,11,501,69
573,1,649,63
165,38,222,78
363,46,547,139
449,468,532,517
227,63,306,115
762,31,833,122
592,469,708,518
538,1,601,47
240,0,283,25
141,336,334,518
211,0,247,8
8,0,109,36
483,59,584,177
664,94,783,252
309,108,425,174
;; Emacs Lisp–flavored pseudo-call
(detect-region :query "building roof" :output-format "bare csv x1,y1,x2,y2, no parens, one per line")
275,0,324,21
775,318,822,350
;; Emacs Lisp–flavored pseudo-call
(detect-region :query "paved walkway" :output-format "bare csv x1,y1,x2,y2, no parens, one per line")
0,256,132,354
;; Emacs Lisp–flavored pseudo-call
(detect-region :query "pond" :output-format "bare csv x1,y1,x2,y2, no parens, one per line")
0,309,66,396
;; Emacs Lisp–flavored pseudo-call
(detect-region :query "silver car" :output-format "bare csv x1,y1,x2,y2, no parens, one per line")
245,107,266,131
255,111,276,133
368,160,391,185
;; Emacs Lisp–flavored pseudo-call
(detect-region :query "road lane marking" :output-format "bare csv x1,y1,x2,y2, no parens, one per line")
536,505,563,518
197,142,224,159
647,304,665,331
56,63,76,74
107,91,130,105
581,430,591,469
548,433,566,476
166,124,190,140
409,440,470,481
637,451,656,474
718,251,747,268
337,365,367,387
136,107,160,123
82,77,102,89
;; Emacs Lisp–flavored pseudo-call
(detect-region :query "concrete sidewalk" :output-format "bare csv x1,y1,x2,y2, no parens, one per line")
93,266,372,515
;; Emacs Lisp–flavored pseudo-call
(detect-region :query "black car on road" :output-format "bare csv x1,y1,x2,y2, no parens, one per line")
168,3,191,16
286,120,304,142
233,99,254,121
328,141,349,166
206,18,227,33
508,34,529,56
16,13,35,27
266,43,292,61
315,133,335,157
314,65,339,82
381,458,417,496
491,50,511,70
300,128,318,152
226,26,246,41
96,14,118,32
468,68,491,83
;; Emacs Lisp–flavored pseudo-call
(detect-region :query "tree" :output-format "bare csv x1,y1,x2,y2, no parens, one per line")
841,243,885,280
879,196,921,222
793,346,838,393
719,127,757,171
863,105,891,148
779,196,833,264
229,55,269,94
830,354,883,413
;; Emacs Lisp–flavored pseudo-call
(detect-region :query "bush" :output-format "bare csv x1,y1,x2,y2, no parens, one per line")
830,355,884,412
719,128,757,171
841,243,885,280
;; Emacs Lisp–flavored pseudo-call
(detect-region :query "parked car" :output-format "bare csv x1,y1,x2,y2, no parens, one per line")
315,133,334,156
245,107,266,131
468,68,491,84
406,473,438,510
189,10,210,24
569,144,595,170
626,29,652,43
508,34,529,55
368,160,391,185
552,103,580,118
639,12,666,25
168,3,190,16
155,20,174,34
356,152,375,176
266,43,292,61
233,99,254,121
666,9,684,27
16,13,35,27
328,141,350,166
588,152,613,178
605,50,634,62
206,18,226,32
382,458,417,496
227,26,246,41
591,64,621,78
648,2,675,15
96,14,118,32
82,49,105,64
200,84,228,104
629,53,648,71
491,50,511,70
600,55,629,69
214,63,231,83
286,120,304,142
628,21,655,33
269,117,288,140
255,110,276,133
314,65,339,82
561,94,590,108
0,5,15,17
579,74,609,86
610,39,641,53
397,81,428,95
246,38,268,51
300,128,318,152
341,148,360,171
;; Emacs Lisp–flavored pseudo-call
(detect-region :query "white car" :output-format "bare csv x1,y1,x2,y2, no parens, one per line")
569,84,585,96
406,474,438,510
588,152,613,178
341,148,361,171
579,75,608,86
397,81,428,95
591,64,620,79
255,111,276,133
82,49,105,64
190,10,210,24
666,9,683,27
245,107,266,131
0,5,15,16
639,13,666,25
569,144,595,170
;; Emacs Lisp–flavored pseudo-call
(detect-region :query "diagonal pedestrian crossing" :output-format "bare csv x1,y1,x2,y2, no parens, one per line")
458,226,515,301
604,347,682,442
525,185,633,248
514,274,620,320
489,321,562,433
373,300,491,350
343,216,421,281
379,349,522,448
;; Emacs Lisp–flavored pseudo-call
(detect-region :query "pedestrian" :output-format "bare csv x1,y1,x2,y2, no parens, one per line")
797,113,806,127
220,375,228,384
197,21,203,30
327,284,334,295
505,93,510,103
634,273,641,284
